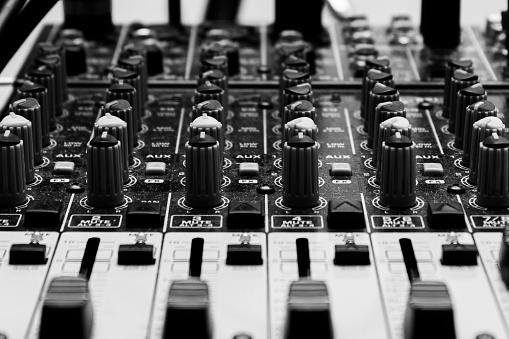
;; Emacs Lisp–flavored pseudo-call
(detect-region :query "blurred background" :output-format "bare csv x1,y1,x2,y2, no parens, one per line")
39,0,506,26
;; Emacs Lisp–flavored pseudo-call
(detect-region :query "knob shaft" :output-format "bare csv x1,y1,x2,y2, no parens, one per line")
476,133,509,208
0,113,35,183
442,59,473,118
94,114,130,183
17,81,51,147
0,131,26,207
103,100,135,164
379,133,416,208
185,133,222,208
86,132,124,208
447,70,479,133
420,0,461,50
282,133,319,208
462,100,498,166
468,117,505,185
11,98,44,165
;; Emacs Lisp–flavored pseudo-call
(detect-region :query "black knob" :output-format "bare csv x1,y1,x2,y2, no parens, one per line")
192,100,225,127
476,133,509,208
371,101,406,163
38,43,68,100
447,70,479,133
111,68,144,131
461,100,498,166
118,55,148,102
282,55,310,74
361,70,394,120
442,59,473,118
185,133,222,208
282,83,313,110
468,117,505,185
86,132,124,208
34,55,65,116
453,84,487,148
11,98,44,165
420,0,461,50
106,82,140,142
194,81,226,113
379,133,416,208
17,81,51,147
282,133,319,208
282,100,316,127
103,99,135,164
0,130,26,207
365,83,399,147
25,67,56,131
145,41,164,76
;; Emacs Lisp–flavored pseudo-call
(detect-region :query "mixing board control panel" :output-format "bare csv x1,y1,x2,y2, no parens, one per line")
3,0,509,337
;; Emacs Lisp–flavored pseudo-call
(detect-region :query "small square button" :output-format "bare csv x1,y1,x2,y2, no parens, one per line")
53,161,75,175
330,163,352,176
239,162,259,176
423,163,443,176
145,162,166,176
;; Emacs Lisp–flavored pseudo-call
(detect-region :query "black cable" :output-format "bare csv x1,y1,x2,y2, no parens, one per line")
0,0,28,45
0,0,59,72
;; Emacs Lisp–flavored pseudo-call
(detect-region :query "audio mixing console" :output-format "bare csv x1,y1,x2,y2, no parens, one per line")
2,0,509,338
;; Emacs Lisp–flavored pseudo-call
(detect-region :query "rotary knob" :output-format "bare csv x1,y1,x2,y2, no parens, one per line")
476,133,509,208
111,68,144,131
190,114,224,155
201,55,229,77
282,83,313,110
374,117,412,184
185,133,222,208
468,117,505,185
282,132,319,208
86,132,124,208
447,70,479,133
17,81,51,147
26,67,56,131
0,113,35,183
106,82,140,139
442,59,473,118
118,55,148,102
276,41,316,75
282,55,310,74
453,84,487,148
379,133,416,208
361,70,394,120
0,130,26,207
11,98,44,165
38,43,68,100
280,70,310,113
371,101,407,159
282,117,318,145
94,114,130,184
201,40,240,76
103,99,135,164
282,100,316,126
365,83,399,144
34,55,65,116
194,81,226,113
197,70,229,114
461,100,498,166
192,100,225,127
